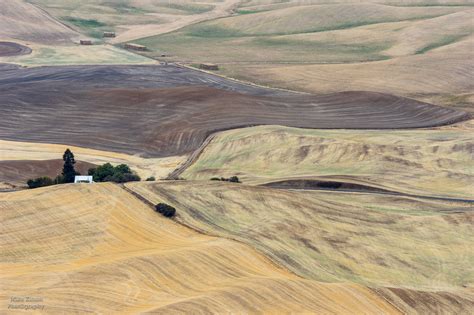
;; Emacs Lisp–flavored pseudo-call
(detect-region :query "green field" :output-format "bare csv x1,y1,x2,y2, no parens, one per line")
134,3,471,63
2,44,155,66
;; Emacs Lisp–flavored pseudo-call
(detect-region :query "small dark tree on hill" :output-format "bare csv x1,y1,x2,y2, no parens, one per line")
155,203,176,218
62,149,78,183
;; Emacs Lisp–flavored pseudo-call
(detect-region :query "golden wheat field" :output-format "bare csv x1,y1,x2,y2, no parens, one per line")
126,180,474,314
0,183,400,314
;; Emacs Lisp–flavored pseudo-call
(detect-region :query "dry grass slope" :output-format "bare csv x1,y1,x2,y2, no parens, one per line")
0,184,399,314
127,181,474,313
182,124,474,198
0,0,78,43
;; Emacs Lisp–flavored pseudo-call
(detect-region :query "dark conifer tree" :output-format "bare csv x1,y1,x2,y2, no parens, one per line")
62,149,77,183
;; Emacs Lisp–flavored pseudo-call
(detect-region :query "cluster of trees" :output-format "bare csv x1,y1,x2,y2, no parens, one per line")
27,149,140,189
27,149,78,189
210,176,240,183
88,163,140,183
155,203,176,218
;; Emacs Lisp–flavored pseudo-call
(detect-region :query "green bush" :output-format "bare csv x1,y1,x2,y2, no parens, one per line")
27,177,54,189
88,163,141,183
155,203,176,218
146,176,156,181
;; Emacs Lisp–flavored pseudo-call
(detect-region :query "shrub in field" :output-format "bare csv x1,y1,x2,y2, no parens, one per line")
155,203,176,218
27,177,54,189
210,176,241,183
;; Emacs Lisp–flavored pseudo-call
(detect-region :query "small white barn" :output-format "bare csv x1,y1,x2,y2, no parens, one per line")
74,176,94,184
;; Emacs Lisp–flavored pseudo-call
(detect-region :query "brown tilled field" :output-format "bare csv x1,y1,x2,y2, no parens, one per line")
0,42,31,57
0,65,468,157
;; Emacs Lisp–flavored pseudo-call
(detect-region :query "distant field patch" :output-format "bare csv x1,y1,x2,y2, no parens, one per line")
182,125,474,199
0,42,31,57
416,34,472,54
3,44,155,66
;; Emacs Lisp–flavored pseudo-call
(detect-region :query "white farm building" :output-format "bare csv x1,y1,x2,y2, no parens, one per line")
74,176,94,184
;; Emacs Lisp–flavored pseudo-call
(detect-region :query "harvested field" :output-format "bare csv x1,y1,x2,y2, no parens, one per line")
0,65,469,158
126,181,474,302
0,42,31,57
182,125,474,199
0,183,399,314
374,287,474,315
0,159,96,187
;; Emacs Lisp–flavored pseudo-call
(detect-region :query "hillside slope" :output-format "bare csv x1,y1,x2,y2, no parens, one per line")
136,3,473,111
182,124,474,199
127,181,474,313
0,184,398,314
0,0,78,43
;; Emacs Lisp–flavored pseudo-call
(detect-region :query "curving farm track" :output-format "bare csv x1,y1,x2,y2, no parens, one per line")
0,65,469,157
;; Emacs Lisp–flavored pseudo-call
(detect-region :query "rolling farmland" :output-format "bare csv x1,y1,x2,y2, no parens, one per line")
0,0,78,44
0,65,469,158
0,183,400,314
127,180,474,314
181,124,474,198
135,1,474,111
0,140,185,186
1,0,473,313
0,42,31,57
0,159,95,187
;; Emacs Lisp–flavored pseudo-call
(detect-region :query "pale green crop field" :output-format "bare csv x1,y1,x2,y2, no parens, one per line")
27,0,216,39
182,124,474,199
1,44,155,66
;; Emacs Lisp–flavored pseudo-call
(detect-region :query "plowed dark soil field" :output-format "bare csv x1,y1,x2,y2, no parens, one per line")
0,65,469,157
0,42,31,57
